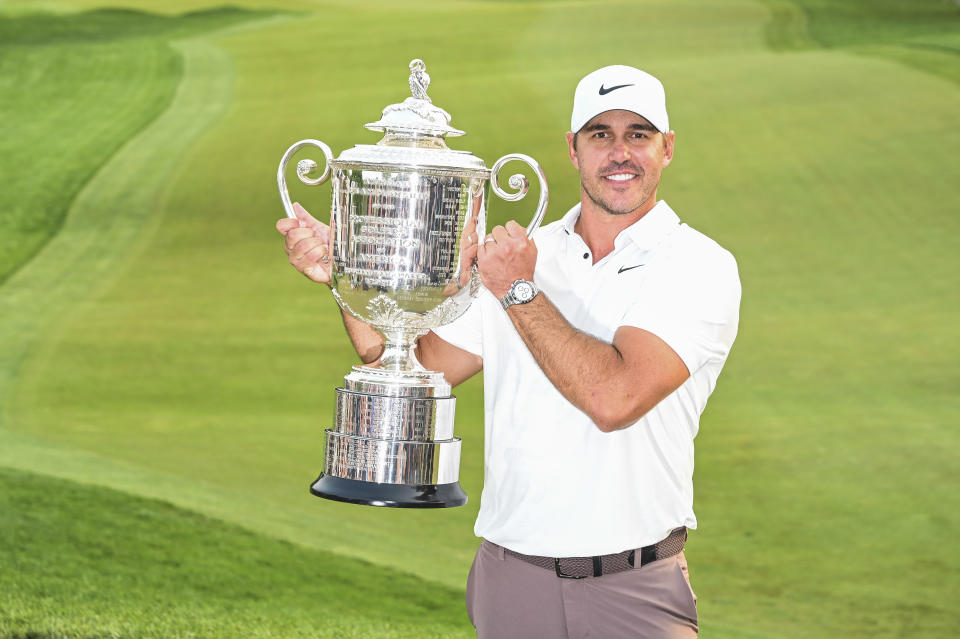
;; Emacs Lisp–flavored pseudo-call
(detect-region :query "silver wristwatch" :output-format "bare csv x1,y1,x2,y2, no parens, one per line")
500,279,540,309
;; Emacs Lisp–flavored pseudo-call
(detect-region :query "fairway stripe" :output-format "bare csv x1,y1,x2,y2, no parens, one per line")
0,37,234,431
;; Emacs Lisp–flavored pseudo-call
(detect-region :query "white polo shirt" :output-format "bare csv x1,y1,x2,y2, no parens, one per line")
433,200,741,557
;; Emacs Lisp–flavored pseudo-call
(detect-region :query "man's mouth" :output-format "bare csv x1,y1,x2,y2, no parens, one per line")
603,172,638,182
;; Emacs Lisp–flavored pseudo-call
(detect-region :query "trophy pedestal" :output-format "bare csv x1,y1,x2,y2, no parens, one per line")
311,365,468,508
310,474,467,508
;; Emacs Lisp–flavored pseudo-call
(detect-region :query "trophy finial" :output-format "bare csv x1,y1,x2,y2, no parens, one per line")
409,59,431,103
365,58,463,137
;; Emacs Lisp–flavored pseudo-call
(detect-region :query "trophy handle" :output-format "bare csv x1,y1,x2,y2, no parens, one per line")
489,153,549,237
277,139,334,219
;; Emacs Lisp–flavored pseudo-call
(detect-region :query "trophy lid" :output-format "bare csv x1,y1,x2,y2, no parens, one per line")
364,59,465,138
333,59,488,176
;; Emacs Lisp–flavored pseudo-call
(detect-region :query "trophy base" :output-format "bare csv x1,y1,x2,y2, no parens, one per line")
310,474,467,508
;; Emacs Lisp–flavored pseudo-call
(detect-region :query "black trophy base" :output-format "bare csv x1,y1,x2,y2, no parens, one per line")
310,474,468,508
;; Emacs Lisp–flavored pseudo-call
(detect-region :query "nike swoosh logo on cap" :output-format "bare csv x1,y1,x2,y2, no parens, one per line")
599,83,633,95
618,263,645,274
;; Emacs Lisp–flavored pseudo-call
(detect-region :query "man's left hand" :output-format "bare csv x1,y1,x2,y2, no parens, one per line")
477,220,537,299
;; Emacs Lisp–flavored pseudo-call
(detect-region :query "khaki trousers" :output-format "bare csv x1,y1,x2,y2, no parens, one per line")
466,540,698,638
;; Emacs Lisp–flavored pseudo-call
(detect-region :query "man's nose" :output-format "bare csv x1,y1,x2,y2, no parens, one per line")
608,140,631,162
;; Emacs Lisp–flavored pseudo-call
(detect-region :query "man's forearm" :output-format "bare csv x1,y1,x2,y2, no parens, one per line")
505,296,624,425
340,308,384,364
336,301,483,386
505,294,685,431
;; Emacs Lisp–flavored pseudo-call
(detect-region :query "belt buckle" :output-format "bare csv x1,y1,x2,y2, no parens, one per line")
554,558,588,579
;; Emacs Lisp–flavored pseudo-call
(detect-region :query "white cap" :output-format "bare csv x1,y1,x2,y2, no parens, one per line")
570,65,669,134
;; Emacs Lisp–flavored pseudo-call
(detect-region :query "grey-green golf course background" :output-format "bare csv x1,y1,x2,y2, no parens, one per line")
1,0,957,637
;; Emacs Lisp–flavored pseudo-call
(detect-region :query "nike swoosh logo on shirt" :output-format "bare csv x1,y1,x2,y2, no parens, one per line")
599,83,633,95
618,264,645,274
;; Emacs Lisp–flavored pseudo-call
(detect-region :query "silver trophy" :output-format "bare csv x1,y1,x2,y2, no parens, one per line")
278,59,548,507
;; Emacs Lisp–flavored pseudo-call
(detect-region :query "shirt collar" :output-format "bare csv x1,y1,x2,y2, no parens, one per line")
560,203,581,235
559,200,681,251
621,200,681,251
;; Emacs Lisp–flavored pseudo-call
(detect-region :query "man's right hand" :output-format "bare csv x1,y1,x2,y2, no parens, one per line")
276,202,332,286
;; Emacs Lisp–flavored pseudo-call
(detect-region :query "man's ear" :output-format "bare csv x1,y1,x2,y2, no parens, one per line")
661,131,676,167
566,132,579,169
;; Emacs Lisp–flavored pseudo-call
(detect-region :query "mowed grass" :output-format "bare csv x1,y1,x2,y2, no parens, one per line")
0,467,469,638
0,7,266,284
0,0,958,637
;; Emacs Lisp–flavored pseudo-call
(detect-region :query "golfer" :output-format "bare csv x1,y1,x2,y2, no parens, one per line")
279,65,741,638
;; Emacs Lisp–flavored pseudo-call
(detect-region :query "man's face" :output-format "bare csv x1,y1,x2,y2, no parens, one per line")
566,110,675,217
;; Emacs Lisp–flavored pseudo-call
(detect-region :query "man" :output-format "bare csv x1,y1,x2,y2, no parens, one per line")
278,65,740,638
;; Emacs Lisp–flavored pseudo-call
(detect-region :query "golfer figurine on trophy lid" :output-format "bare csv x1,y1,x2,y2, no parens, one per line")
277,59,548,508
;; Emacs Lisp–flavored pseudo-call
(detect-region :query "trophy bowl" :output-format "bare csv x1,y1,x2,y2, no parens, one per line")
278,59,548,507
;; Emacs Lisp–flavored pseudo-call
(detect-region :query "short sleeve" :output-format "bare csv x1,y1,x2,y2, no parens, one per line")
621,248,741,375
431,294,484,357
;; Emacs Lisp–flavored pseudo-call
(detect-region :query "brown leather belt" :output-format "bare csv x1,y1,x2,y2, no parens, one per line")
503,527,687,579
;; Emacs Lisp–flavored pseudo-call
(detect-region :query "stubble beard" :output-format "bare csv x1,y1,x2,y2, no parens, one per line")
581,166,654,217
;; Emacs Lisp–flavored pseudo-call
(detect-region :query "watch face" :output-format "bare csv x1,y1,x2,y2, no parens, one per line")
514,281,535,302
